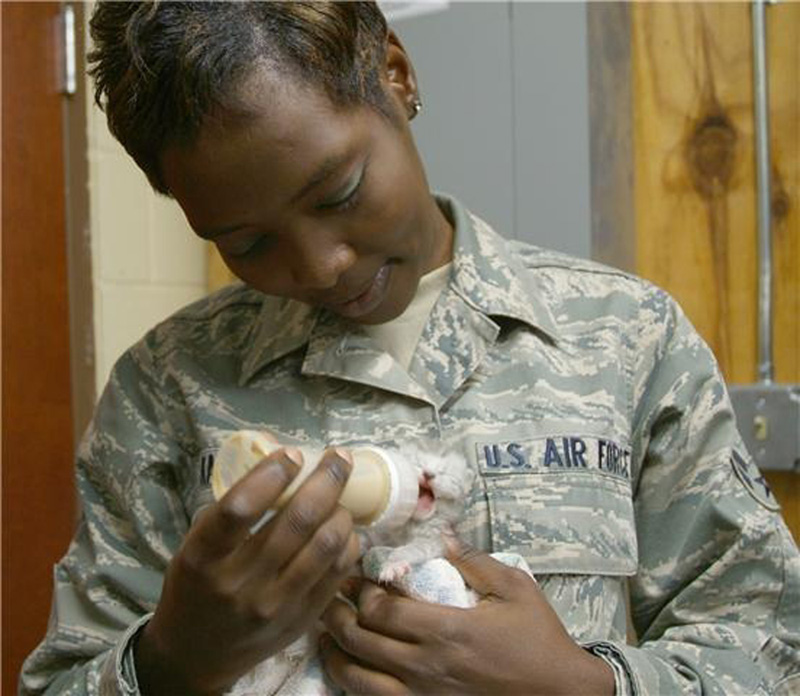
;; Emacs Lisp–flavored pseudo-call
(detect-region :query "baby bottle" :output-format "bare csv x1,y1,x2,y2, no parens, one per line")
211,430,420,530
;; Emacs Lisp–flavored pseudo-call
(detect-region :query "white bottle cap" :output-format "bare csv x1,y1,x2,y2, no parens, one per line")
361,447,420,530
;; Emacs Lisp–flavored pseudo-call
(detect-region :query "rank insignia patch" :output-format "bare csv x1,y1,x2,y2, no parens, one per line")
730,449,780,512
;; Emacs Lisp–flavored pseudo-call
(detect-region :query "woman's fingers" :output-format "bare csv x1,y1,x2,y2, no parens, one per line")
269,506,359,599
320,598,417,686
187,452,300,565
447,541,536,602
350,581,463,643
289,531,363,624
233,448,353,574
319,633,411,696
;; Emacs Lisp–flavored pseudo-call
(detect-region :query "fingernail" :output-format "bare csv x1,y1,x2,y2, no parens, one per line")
334,448,353,466
277,448,302,478
327,448,352,483
283,447,303,468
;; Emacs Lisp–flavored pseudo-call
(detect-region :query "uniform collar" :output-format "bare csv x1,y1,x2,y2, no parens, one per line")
239,298,319,385
239,193,559,387
441,194,559,340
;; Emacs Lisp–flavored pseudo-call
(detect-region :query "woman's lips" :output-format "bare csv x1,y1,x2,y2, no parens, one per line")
329,264,392,319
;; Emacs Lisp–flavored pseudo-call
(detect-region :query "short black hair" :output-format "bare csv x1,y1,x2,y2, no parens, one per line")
88,1,390,194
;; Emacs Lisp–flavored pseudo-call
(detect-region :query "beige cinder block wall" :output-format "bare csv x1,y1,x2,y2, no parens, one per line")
84,8,207,394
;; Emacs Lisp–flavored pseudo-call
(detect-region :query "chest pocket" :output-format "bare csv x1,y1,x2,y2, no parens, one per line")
483,471,638,576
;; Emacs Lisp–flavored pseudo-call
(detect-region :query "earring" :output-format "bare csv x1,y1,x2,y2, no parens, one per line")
410,97,422,120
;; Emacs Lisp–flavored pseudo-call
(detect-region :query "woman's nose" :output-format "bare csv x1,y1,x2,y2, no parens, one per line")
289,230,357,289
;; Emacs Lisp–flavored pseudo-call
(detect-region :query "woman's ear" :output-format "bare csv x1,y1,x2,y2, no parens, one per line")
384,30,421,120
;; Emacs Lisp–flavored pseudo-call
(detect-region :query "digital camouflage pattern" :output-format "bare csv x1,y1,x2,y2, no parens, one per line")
21,195,800,695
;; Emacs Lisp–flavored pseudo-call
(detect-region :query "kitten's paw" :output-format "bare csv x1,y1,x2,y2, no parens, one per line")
378,561,412,584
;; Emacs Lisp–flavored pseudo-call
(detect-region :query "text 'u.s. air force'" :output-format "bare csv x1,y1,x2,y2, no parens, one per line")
477,436,631,481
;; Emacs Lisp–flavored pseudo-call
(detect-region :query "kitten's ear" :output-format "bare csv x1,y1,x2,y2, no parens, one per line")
398,445,423,475
412,439,449,458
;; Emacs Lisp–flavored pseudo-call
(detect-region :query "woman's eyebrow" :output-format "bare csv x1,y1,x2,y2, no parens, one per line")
199,152,353,239
291,151,351,204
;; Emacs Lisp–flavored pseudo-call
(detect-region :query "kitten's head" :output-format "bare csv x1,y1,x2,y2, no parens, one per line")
402,445,474,521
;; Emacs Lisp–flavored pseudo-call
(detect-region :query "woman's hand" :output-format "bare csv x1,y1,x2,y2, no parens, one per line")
135,446,361,696
319,546,615,696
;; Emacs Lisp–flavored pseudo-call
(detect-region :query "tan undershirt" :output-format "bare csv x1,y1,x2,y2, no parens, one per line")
363,262,452,370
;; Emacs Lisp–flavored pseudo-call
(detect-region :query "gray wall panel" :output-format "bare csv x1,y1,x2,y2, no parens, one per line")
388,1,591,256
390,2,516,239
511,2,591,255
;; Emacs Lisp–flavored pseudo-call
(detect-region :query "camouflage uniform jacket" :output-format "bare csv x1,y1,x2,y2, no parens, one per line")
21,195,800,695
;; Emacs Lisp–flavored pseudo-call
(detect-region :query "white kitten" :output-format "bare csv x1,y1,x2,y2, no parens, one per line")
361,443,474,583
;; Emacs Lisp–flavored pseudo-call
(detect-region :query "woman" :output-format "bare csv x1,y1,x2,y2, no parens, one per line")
21,3,799,695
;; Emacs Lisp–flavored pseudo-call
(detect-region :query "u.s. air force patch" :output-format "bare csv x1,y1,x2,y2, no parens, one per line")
730,449,780,511
476,435,632,482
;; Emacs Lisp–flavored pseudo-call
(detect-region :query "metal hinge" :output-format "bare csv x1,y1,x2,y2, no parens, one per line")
59,4,76,96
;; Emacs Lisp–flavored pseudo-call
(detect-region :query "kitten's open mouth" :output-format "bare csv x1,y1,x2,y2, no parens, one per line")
414,474,436,520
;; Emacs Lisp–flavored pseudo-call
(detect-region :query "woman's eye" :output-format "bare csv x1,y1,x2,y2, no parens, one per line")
318,165,366,212
221,235,272,259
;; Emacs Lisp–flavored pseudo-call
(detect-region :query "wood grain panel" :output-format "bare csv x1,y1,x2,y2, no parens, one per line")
768,1,799,386
2,3,77,692
632,1,758,384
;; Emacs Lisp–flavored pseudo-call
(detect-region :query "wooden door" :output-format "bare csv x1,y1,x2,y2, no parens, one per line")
2,3,77,692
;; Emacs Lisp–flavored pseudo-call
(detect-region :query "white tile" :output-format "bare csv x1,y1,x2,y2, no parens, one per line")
94,115,123,155
85,99,100,152
92,284,107,398
95,153,151,282
85,86,125,155
96,283,208,391
84,77,123,155
149,195,207,285
83,62,101,152
83,5,102,152
87,152,104,276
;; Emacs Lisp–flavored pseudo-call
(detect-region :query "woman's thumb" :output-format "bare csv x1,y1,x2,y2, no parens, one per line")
445,536,517,600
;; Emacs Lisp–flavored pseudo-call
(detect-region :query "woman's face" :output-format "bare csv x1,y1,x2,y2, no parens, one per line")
161,36,452,325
